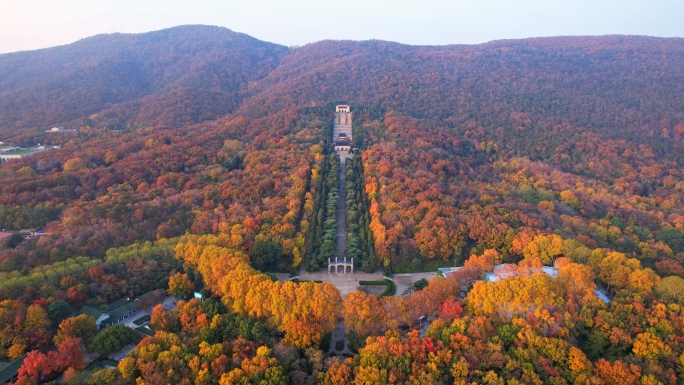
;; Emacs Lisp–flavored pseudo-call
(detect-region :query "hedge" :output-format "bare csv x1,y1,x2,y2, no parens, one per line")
380,280,396,297
320,333,332,352
290,278,323,284
359,279,395,297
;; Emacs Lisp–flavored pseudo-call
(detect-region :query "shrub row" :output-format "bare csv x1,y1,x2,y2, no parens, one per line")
290,278,322,284
359,279,395,297
380,280,396,297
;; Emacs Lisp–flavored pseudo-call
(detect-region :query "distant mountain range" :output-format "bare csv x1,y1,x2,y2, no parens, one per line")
1,25,683,145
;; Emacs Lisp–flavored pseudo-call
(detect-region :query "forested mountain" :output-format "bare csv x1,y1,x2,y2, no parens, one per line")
2,26,684,384
0,25,288,134
3,29,684,160
243,36,684,161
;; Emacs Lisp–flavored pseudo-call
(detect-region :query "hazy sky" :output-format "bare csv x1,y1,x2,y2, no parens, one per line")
1,0,683,54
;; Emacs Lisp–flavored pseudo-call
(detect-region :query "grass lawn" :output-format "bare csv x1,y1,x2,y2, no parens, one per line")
7,149,42,155
335,341,344,351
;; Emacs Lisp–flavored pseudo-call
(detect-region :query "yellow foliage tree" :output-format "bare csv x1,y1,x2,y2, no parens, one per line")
467,274,564,323
523,234,563,264
597,252,641,292
632,332,671,360
16,166,37,177
627,268,661,294
63,157,86,172
176,235,341,349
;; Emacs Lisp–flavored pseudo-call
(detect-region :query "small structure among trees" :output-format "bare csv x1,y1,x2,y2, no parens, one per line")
334,133,351,152
76,289,166,328
328,257,353,274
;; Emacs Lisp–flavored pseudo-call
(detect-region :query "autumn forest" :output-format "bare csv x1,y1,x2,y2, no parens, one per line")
1,25,684,384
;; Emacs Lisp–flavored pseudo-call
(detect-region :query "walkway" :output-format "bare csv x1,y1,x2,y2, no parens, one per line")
336,152,352,260
295,105,390,297
333,104,353,265
326,322,354,356
295,269,386,298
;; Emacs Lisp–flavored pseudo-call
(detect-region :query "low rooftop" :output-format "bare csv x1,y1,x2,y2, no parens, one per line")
0,354,27,384
78,305,108,319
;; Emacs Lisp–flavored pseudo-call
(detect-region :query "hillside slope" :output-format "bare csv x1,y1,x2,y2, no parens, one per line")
0,25,288,132
2,28,683,161
241,36,684,160
2,28,684,385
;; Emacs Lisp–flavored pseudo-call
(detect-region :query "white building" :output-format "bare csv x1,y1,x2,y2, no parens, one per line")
0,148,45,161
0,146,20,154
46,126,76,133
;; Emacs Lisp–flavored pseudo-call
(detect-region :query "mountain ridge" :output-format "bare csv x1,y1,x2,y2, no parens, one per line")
1,25,683,148
0,25,289,131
